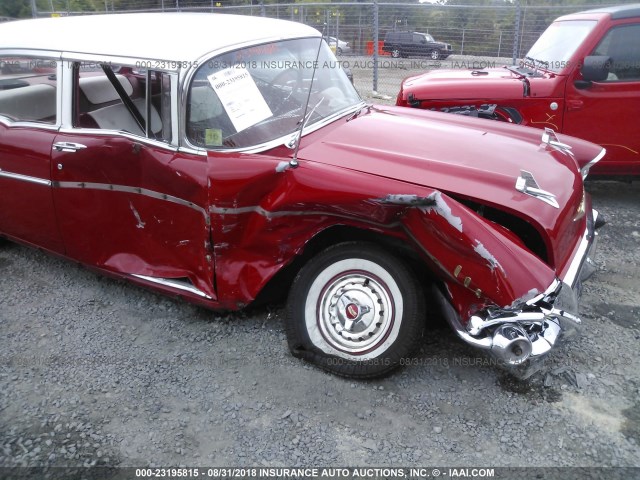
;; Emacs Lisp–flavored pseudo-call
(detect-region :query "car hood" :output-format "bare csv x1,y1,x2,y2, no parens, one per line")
400,67,534,101
298,105,598,231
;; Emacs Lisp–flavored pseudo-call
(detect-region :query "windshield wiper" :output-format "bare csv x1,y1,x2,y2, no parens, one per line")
299,96,325,129
504,65,526,78
346,103,372,122
286,96,324,148
524,56,550,70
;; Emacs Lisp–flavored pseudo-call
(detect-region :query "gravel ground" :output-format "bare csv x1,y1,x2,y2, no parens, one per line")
1,180,639,476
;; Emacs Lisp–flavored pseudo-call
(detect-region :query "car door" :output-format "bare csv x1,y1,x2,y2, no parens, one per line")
414,33,428,57
564,21,640,176
50,61,216,299
0,54,65,252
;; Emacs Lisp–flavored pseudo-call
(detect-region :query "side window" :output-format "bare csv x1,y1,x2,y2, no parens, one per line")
73,63,173,142
592,24,640,81
0,56,57,124
413,34,424,43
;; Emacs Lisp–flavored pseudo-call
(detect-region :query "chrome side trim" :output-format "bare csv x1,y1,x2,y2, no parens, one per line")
55,181,207,218
580,147,606,180
0,168,52,187
209,204,400,230
131,275,212,299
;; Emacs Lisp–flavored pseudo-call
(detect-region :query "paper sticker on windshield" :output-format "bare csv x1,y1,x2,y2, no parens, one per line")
205,128,222,147
207,67,272,133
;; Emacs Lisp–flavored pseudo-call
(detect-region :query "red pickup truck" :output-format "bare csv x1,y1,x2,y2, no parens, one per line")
396,4,640,178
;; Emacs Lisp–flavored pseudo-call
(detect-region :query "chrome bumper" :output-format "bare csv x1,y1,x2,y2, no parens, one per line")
437,208,602,372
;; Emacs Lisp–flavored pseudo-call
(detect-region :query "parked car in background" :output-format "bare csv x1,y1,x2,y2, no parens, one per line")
327,36,350,55
0,13,603,379
383,30,453,59
396,4,640,178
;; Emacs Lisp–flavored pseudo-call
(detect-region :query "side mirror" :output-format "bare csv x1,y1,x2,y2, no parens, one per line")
575,55,611,89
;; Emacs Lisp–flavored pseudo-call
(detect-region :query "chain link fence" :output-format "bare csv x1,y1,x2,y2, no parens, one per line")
31,1,630,103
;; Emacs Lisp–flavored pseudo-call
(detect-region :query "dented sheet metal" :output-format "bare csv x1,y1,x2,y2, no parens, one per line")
398,190,555,312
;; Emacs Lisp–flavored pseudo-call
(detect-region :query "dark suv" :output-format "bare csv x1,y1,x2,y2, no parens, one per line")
383,31,452,60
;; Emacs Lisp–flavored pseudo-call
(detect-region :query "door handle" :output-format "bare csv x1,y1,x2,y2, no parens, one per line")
53,142,87,153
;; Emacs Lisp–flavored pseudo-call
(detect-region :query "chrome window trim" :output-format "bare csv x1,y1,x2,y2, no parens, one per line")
169,70,180,147
61,58,73,129
178,146,207,157
60,59,180,148
184,103,366,155
0,117,60,130
57,127,179,153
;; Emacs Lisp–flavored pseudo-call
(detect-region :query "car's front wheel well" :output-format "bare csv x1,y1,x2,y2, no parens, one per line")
252,225,430,307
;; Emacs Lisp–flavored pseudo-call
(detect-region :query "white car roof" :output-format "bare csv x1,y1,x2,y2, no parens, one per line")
0,13,320,62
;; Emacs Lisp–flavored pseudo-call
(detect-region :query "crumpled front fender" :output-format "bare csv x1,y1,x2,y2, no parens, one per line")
396,191,556,315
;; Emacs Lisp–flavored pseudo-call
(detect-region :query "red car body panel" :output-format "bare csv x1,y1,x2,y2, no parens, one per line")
49,132,216,299
397,8,640,177
0,125,65,253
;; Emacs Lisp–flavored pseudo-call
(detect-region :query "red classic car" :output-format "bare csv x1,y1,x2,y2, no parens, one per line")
0,13,603,378
396,4,640,178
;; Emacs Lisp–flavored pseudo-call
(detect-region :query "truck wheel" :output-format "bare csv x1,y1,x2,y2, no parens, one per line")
285,242,425,378
430,50,440,60
391,49,401,58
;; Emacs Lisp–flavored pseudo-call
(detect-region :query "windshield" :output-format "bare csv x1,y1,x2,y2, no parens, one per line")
187,37,361,150
526,20,597,73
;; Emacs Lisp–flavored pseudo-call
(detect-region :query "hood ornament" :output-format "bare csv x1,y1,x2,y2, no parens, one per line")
515,170,559,208
542,127,573,157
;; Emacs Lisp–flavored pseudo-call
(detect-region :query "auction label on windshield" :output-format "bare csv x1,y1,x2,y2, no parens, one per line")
207,66,273,133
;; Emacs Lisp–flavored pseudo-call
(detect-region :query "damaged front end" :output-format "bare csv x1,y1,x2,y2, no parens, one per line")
396,190,602,374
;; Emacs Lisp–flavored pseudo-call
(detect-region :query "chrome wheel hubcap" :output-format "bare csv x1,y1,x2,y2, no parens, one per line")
319,272,394,354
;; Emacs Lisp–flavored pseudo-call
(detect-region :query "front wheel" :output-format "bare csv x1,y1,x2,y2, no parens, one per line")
285,243,425,378
430,49,441,60
391,49,401,59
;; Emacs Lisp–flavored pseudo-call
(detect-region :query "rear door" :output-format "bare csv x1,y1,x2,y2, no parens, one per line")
50,61,215,299
564,21,640,175
0,54,64,252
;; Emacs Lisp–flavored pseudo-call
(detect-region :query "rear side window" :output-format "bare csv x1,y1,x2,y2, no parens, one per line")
73,63,173,142
0,56,57,124
592,24,640,81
